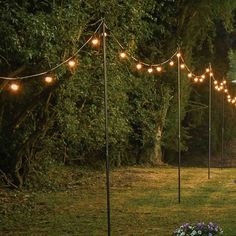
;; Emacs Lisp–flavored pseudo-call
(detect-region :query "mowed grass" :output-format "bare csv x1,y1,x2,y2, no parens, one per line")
0,167,236,235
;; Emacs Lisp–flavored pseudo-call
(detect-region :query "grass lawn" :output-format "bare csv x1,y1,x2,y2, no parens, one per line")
0,166,236,235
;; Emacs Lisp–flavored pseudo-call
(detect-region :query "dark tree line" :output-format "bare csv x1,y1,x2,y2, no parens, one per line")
1,0,236,188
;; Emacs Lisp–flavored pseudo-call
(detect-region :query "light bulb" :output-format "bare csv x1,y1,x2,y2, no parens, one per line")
199,78,203,82
206,68,210,73
228,99,231,102
214,80,218,85
223,80,227,84
148,68,153,73
201,75,205,79
119,52,127,59
194,78,199,82
169,61,174,66
180,64,185,69
136,63,142,70
188,73,192,78
176,53,181,58
224,89,228,93
101,32,107,37
210,72,213,77
156,66,162,72
45,76,53,83
68,59,76,68
91,38,99,45
227,95,231,99
10,83,19,91
232,99,235,104
215,86,218,90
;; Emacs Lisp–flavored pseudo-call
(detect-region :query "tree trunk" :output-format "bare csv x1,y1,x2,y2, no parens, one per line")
150,87,173,165
150,126,163,165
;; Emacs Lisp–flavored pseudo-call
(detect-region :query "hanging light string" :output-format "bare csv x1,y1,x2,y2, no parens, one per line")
0,19,236,107
0,20,103,81
106,23,178,70
108,28,236,107
213,76,236,106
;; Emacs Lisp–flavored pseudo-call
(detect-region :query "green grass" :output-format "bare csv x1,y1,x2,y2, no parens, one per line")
1,167,236,235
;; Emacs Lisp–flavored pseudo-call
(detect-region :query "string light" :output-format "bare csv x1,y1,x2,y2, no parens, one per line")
0,20,236,109
10,83,20,92
169,61,174,66
68,59,76,68
119,52,127,59
91,38,99,46
136,63,142,70
44,76,53,84
176,53,181,58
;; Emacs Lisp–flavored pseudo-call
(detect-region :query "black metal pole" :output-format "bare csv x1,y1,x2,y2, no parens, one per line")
102,19,111,236
177,51,181,203
221,89,224,169
208,64,212,179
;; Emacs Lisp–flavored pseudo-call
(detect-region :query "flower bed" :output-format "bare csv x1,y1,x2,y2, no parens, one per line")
173,222,223,236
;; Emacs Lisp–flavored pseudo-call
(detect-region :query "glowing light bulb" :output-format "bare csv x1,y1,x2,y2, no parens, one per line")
10,83,19,91
169,61,174,66
206,68,210,73
201,75,205,79
136,63,142,70
188,73,192,78
148,68,153,73
210,72,213,77
68,59,76,68
215,86,219,90
91,38,99,45
220,82,223,86
45,76,53,83
228,99,232,102
156,66,162,72
194,78,199,82
119,52,127,59
227,95,231,99
232,99,235,104
214,81,218,85
224,89,228,93
176,53,181,58
199,78,203,82
223,80,227,84
101,32,107,37
180,64,185,69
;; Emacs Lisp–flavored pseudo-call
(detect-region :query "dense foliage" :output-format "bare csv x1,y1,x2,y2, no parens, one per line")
1,0,236,187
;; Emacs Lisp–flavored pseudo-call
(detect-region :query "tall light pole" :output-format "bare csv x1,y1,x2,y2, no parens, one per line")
102,19,111,236
208,64,212,179
177,51,181,203
221,88,225,169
